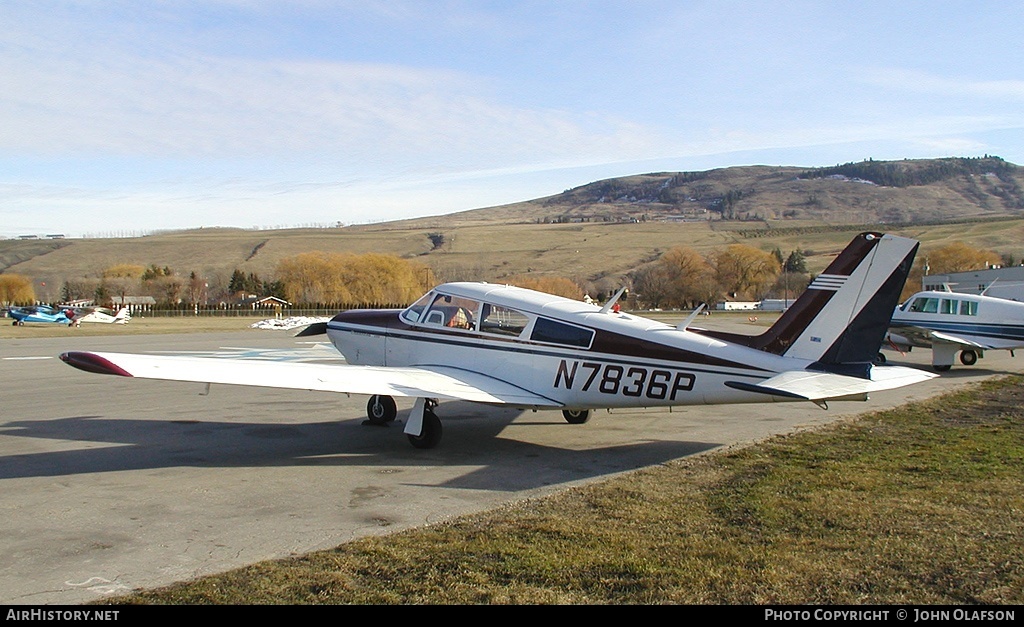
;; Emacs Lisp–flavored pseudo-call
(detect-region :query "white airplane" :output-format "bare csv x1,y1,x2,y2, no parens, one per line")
60,232,934,449
885,289,1024,371
75,306,131,325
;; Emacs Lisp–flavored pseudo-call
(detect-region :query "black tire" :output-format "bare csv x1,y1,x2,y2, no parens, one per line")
562,409,591,424
366,395,397,425
959,350,978,366
874,352,887,365
407,409,442,449
934,364,952,372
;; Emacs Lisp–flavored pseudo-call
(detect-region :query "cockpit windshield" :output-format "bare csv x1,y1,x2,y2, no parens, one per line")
400,292,434,324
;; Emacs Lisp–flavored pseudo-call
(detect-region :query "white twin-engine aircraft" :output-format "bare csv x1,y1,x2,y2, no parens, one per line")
886,288,1024,371
60,232,934,449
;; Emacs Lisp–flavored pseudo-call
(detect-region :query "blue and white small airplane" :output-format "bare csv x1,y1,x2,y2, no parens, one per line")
8,304,77,326
885,289,1024,371
60,232,934,449
8,304,129,327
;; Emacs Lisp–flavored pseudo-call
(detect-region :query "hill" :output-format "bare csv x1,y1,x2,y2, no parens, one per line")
3,156,1024,303
387,155,1024,227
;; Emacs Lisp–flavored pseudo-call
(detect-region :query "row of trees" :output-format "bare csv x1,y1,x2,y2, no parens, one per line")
630,244,799,309
0,241,1015,309
275,252,435,305
627,239,1012,310
59,263,209,307
801,156,1016,188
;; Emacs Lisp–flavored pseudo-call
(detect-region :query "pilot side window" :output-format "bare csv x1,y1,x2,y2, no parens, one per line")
909,297,939,313
422,294,480,330
939,299,957,315
478,304,529,337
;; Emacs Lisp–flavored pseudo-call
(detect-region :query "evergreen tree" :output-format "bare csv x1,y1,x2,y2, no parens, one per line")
784,250,808,273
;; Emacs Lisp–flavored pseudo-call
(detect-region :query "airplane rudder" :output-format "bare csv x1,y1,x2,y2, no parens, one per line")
756,232,888,356
816,234,919,365
764,233,919,363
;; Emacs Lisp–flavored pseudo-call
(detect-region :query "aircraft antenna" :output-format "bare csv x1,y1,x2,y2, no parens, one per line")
676,303,706,331
599,287,628,314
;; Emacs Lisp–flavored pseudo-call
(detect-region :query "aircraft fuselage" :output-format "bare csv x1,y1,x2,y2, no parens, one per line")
889,290,1024,352
325,283,808,411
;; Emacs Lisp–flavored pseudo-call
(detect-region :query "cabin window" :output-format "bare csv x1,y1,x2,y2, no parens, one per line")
960,300,979,316
940,299,957,315
530,317,594,348
909,297,939,313
479,304,529,337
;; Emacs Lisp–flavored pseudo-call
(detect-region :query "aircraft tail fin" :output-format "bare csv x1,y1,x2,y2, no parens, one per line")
114,307,131,323
704,232,918,374
762,232,918,368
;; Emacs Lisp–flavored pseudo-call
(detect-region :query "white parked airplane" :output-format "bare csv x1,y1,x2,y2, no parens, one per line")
76,306,131,325
885,289,1024,371
60,232,934,449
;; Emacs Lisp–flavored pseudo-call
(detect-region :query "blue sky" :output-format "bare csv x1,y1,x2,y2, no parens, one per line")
3,1,1024,238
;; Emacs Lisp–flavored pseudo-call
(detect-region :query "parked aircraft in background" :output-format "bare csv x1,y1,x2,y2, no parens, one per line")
61,232,934,449
885,289,1024,371
8,305,76,326
8,305,129,326
76,307,131,325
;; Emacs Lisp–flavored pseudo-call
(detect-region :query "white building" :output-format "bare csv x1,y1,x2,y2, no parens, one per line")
922,266,1024,301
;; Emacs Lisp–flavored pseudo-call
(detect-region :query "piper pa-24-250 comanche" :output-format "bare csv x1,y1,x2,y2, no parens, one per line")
60,232,934,449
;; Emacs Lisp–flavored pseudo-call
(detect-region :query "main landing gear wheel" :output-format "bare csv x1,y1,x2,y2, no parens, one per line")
407,407,442,449
365,395,397,425
934,364,952,372
960,350,978,366
562,409,591,424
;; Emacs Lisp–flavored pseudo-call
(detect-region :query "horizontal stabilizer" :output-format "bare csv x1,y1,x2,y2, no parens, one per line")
295,322,328,337
725,366,936,402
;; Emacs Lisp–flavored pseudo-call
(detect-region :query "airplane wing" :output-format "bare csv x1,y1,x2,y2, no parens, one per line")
890,325,990,349
59,351,562,408
924,330,989,349
726,365,936,402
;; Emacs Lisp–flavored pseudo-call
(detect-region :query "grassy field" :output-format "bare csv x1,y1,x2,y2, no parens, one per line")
90,375,1024,605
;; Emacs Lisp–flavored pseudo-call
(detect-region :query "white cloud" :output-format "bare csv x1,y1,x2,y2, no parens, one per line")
860,68,1024,101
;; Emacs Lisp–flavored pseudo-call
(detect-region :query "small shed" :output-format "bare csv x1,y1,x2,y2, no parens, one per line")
240,296,292,310
110,296,157,313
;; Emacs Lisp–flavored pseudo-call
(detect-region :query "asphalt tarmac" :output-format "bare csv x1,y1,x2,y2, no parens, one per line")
1,326,1019,605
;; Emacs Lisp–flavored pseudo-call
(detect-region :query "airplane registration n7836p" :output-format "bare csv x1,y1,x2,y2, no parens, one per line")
61,232,934,449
